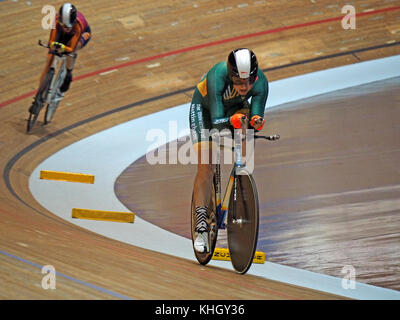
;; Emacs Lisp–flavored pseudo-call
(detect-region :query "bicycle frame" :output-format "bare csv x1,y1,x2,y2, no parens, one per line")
46,54,67,104
190,111,279,269
38,40,75,106
213,121,279,230
214,122,250,230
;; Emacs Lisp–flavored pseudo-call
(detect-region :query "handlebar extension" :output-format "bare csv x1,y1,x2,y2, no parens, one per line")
255,134,280,141
38,40,76,58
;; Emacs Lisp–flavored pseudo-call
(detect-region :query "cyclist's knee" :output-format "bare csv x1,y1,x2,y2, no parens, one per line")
196,164,214,181
193,141,218,165
198,163,214,172
66,53,78,70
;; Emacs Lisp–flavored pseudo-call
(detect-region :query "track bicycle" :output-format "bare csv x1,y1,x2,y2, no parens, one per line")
191,117,280,274
27,40,76,133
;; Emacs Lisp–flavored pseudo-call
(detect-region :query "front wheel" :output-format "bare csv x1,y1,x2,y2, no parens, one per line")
44,63,66,125
227,170,259,274
191,175,218,265
27,105,40,133
44,92,63,124
27,69,54,133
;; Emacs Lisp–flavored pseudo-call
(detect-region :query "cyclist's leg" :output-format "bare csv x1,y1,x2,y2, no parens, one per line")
193,146,214,207
190,96,215,208
190,96,217,252
192,142,215,246
38,54,55,90
192,148,215,253
61,27,91,93
60,54,75,93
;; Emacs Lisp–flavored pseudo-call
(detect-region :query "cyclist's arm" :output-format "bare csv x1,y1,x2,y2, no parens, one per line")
49,24,83,53
63,26,82,52
48,27,57,48
206,63,231,130
250,70,269,118
39,28,58,86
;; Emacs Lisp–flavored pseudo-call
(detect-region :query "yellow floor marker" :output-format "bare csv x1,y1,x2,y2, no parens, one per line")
72,208,135,223
212,248,266,264
40,170,95,184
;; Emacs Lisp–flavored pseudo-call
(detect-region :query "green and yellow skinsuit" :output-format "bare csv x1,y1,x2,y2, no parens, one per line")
189,61,269,145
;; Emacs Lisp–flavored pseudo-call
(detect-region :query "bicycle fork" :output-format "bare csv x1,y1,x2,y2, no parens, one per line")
216,164,237,230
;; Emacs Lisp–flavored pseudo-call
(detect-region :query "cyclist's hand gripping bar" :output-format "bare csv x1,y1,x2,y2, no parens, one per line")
38,40,77,58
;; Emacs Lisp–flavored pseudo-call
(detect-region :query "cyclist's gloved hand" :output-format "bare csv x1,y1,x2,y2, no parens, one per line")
230,113,247,129
250,115,265,131
50,41,66,53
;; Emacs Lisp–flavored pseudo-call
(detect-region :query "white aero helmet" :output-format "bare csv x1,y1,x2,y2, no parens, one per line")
227,48,258,83
59,3,77,27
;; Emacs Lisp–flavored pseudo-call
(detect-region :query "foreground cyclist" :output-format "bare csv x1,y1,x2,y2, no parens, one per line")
38,3,91,99
190,48,269,253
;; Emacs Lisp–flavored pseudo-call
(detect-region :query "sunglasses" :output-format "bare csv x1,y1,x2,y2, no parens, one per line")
232,77,249,85
231,76,256,86
58,21,73,29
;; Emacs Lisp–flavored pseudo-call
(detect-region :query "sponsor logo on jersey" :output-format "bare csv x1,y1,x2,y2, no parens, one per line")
223,85,240,100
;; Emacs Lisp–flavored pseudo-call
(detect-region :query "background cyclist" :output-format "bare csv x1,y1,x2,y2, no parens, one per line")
189,48,269,253
38,3,91,97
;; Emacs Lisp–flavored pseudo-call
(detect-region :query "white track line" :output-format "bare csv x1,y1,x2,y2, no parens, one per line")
30,55,400,299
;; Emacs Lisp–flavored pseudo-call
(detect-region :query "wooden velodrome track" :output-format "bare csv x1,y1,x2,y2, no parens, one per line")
1,0,399,300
